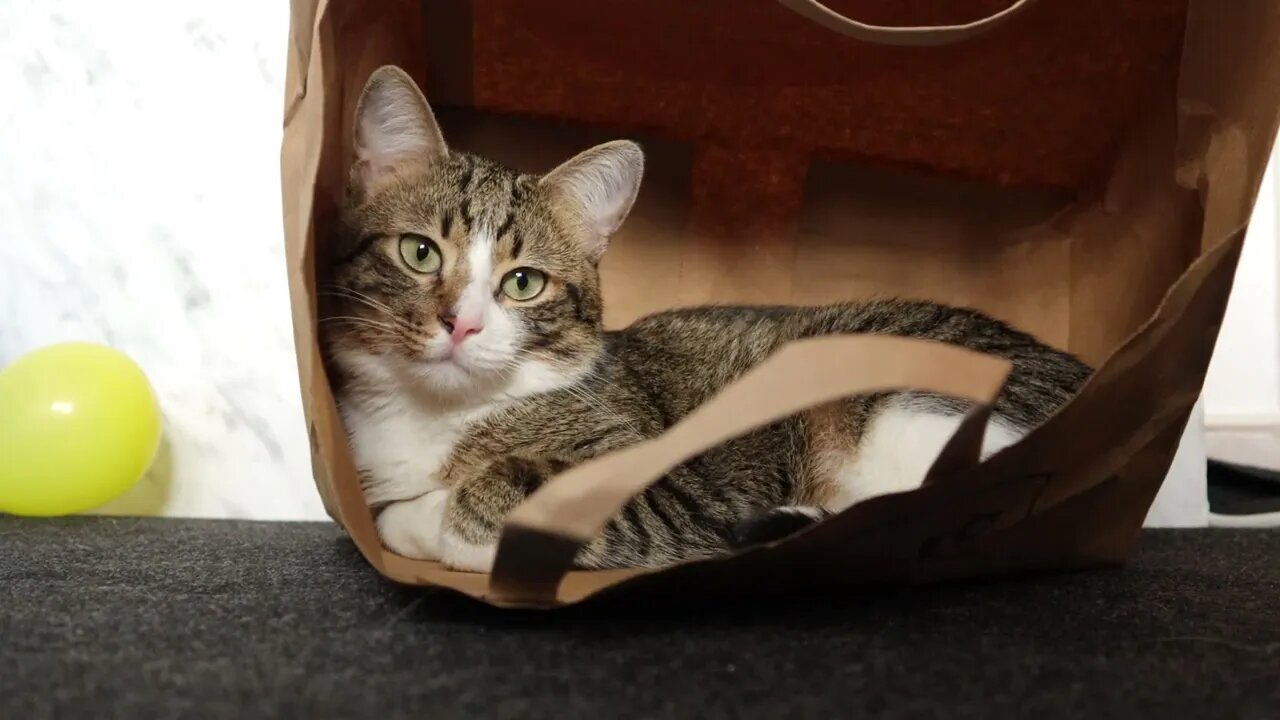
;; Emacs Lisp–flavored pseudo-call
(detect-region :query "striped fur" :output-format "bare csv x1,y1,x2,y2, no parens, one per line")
321,67,1093,572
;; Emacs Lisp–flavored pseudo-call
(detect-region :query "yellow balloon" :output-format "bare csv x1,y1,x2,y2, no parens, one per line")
0,342,161,516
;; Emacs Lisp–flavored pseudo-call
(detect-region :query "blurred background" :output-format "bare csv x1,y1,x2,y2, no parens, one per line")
0,0,1275,524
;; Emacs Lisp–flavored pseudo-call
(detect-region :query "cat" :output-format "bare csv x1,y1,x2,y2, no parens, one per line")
320,66,1093,573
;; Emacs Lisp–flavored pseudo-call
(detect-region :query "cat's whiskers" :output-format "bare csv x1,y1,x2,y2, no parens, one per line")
319,315,401,332
320,287,418,332
320,284,395,313
549,375,644,438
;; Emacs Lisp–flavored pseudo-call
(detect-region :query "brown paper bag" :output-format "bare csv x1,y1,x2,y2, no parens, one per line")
281,0,1280,607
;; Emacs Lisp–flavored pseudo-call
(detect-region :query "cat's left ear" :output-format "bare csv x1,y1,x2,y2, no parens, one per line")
540,140,644,259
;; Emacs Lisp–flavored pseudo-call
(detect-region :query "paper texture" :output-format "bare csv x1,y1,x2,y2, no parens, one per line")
280,0,1280,607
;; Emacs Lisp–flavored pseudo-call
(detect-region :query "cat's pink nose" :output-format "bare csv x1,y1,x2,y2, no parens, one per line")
439,314,483,344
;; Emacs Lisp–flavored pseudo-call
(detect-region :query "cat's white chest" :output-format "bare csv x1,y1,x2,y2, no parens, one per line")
341,392,490,505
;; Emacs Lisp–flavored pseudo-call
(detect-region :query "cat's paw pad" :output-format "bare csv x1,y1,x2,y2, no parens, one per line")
730,505,830,549
376,491,449,560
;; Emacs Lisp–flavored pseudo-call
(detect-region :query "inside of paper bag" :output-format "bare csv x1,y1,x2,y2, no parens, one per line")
311,0,1197,368
429,107,1192,368
319,104,1188,598
279,0,1280,605
301,0,1227,603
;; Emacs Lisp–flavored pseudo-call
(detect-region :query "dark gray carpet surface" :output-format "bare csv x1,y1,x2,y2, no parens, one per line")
1,517,1278,720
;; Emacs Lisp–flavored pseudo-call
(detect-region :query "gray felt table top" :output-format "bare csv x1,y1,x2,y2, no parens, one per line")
1,516,1278,719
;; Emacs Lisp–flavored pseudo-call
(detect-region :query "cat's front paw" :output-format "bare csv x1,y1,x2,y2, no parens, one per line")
439,530,498,573
376,490,449,560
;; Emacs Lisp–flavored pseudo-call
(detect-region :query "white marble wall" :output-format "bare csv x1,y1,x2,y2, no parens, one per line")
0,0,325,519
0,0,1208,525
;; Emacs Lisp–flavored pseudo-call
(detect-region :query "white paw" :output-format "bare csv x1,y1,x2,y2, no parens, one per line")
376,490,450,560
439,529,498,573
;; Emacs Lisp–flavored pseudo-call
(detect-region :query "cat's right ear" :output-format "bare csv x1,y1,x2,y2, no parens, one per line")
351,66,447,196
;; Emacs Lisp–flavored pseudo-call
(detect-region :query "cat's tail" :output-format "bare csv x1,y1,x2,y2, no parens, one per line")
729,505,833,549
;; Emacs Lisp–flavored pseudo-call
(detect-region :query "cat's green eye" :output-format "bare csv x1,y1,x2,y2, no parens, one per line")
500,268,547,302
398,234,442,274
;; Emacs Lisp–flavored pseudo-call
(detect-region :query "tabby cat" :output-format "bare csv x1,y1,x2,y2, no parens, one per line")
322,66,1092,572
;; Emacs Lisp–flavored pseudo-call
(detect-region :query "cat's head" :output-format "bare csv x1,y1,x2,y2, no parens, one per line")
323,66,643,405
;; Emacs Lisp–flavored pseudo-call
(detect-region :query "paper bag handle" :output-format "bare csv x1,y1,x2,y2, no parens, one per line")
488,335,1012,604
777,0,1039,46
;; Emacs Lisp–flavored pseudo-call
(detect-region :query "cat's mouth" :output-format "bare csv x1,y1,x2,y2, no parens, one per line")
424,356,470,373
398,333,526,398
413,348,513,388
426,339,487,369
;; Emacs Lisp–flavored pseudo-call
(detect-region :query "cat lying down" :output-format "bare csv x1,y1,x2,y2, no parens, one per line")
321,66,1092,573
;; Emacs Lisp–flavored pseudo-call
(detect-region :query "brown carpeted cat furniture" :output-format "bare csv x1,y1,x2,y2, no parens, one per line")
281,0,1280,607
